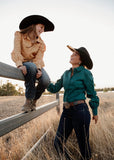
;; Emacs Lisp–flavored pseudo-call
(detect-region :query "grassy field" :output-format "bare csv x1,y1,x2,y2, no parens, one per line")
0,92,114,160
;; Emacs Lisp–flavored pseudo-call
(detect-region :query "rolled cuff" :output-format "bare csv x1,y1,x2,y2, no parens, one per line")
37,65,41,69
92,108,98,115
16,61,23,67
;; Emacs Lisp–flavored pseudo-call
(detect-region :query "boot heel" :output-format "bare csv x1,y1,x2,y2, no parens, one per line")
22,99,32,112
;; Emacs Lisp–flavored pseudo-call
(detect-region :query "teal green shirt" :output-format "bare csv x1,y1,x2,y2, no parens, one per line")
47,66,99,115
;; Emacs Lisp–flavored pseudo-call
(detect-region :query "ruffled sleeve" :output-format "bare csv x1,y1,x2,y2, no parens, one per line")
47,75,63,93
11,31,24,67
84,70,99,115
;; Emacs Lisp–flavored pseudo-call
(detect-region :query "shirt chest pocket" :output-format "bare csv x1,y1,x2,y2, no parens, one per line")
23,41,40,54
22,39,32,48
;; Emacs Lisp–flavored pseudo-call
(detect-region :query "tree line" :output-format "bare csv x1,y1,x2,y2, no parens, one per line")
0,81,114,96
0,82,24,96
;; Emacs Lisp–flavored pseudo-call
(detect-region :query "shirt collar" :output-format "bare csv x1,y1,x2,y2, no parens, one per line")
23,34,42,43
36,36,42,43
70,66,84,73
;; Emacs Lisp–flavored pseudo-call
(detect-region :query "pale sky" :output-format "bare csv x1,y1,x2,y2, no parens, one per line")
0,0,114,89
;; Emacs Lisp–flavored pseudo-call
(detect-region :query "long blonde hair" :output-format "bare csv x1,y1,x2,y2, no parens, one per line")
20,25,37,44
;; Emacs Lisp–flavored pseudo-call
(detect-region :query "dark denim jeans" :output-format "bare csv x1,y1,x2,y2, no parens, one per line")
23,62,50,100
54,103,91,160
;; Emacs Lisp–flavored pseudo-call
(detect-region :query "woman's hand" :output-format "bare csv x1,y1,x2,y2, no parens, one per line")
18,65,27,75
92,115,98,124
36,69,42,79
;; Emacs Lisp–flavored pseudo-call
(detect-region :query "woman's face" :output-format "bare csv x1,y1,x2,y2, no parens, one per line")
35,24,45,36
70,51,82,66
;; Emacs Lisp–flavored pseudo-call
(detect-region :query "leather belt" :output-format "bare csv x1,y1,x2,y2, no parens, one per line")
63,100,85,109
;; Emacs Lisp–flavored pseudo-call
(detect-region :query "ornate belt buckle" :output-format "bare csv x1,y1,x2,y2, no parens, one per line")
63,102,70,109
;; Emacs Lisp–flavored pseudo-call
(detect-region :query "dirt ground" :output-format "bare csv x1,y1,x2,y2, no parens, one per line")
0,91,114,120
0,94,63,120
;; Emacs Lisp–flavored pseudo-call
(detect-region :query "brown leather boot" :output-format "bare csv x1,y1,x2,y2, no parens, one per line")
31,100,37,111
22,99,32,112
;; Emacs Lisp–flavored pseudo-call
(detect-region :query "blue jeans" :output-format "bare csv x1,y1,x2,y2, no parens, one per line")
54,103,91,160
23,62,50,100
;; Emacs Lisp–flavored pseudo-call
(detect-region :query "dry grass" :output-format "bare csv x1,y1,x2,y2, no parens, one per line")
0,92,114,160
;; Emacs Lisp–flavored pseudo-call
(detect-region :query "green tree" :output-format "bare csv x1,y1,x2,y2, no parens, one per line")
0,82,19,96
17,86,24,95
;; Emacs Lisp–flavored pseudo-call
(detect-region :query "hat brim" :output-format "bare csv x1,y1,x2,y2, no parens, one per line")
67,45,93,70
67,45,76,52
19,15,54,32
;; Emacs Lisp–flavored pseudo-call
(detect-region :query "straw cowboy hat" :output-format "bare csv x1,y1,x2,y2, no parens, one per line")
67,45,93,69
19,15,54,32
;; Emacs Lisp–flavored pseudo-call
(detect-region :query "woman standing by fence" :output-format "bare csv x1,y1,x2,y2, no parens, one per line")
47,45,99,160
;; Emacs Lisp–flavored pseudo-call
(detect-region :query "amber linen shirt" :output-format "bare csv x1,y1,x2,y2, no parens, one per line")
11,31,46,69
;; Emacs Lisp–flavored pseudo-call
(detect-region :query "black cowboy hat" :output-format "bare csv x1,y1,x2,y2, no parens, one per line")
67,45,93,70
19,15,54,32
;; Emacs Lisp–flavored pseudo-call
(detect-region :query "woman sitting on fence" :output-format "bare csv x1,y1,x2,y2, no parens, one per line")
11,15,54,112
47,45,99,160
